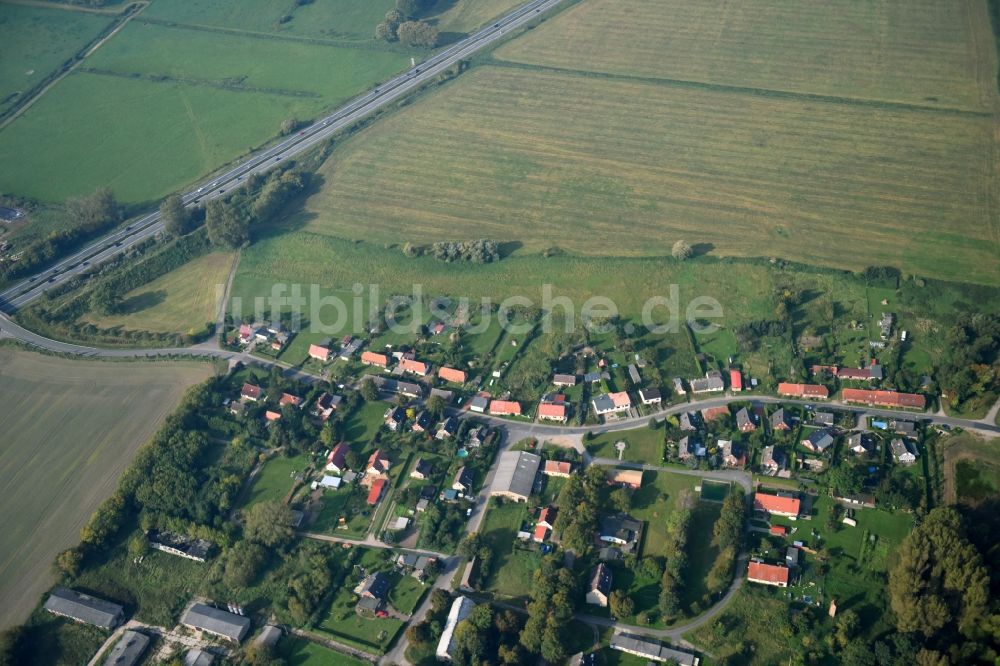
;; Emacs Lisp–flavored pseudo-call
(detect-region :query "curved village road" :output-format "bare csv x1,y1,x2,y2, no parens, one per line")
0,0,568,314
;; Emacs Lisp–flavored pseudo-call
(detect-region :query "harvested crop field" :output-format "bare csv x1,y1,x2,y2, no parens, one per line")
300,65,999,284
0,350,211,629
495,0,999,112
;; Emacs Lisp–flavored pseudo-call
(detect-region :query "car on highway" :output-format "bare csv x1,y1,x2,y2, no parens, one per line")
299,131,306,136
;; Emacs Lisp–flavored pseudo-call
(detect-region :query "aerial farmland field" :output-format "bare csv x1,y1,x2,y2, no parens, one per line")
297,65,999,284
0,3,114,117
495,0,999,112
80,250,234,334
0,349,211,630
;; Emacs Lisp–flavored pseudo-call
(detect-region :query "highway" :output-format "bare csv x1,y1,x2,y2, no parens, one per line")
0,0,566,314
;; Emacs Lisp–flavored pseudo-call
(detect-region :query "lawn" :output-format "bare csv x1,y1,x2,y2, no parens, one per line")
388,573,427,615
278,636,368,666
433,0,525,33
0,3,114,116
478,499,539,598
310,486,373,538
343,401,388,449
319,585,404,653
687,585,799,664
245,452,314,507
0,20,406,203
81,251,234,334
296,64,998,284
628,471,701,558
0,349,210,630
495,0,998,112
586,428,664,463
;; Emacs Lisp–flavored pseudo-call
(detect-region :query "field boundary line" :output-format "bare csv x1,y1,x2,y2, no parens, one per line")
0,0,144,15
0,1,146,131
77,66,323,99
488,59,996,118
137,16,404,53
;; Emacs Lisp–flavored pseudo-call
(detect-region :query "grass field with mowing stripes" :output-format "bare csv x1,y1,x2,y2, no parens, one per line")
495,0,999,112
299,65,998,284
0,349,210,630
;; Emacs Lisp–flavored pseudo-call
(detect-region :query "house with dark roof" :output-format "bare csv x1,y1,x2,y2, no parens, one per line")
891,438,917,464
638,387,662,405
357,572,391,601
410,458,433,480
736,407,756,432
599,514,642,549
770,408,791,431
689,372,725,393
467,425,489,447
367,450,393,477
312,392,342,421
812,411,834,427
411,410,432,433
181,603,251,643
469,395,489,413
677,436,702,460
43,587,123,629
892,419,917,436
384,406,406,431
627,364,641,385
847,432,876,455
592,392,632,416
452,466,474,493
679,412,697,431
103,630,149,666
553,373,577,387
761,445,786,473
586,563,613,607
802,429,834,453
720,440,745,468
436,416,459,440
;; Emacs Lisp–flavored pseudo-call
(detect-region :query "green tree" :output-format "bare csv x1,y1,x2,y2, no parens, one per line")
609,590,635,618
223,543,266,588
127,533,149,559
888,507,989,638
243,501,294,547
160,193,190,236
397,20,439,47
89,281,120,316
205,200,250,249
360,379,379,402
395,0,425,18
610,487,632,513
425,394,446,420
54,548,82,578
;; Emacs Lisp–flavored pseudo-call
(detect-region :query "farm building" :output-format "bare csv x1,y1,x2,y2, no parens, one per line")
437,596,476,661
842,389,925,409
103,630,150,666
43,588,123,629
181,603,251,643
490,451,541,502
610,632,699,665
147,531,212,562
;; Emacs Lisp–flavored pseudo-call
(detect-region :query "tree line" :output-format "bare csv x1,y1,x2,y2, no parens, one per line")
375,0,440,47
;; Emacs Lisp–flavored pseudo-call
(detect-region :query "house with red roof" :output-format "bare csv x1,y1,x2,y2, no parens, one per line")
777,383,829,399
279,393,303,408
533,524,550,543
265,410,282,422
538,506,558,530
308,344,331,362
543,460,574,477
747,561,790,587
367,479,387,506
361,351,389,368
701,406,730,422
538,402,568,422
730,368,743,392
753,492,800,517
366,449,391,477
400,359,431,376
438,367,467,384
842,389,925,410
489,400,522,416
241,383,262,402
326,442,350,474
